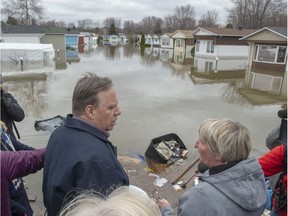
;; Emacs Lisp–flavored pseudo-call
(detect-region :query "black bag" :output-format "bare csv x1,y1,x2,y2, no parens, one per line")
145,133,187,163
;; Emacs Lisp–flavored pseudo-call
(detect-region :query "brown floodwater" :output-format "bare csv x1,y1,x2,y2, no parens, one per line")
2,44,286,205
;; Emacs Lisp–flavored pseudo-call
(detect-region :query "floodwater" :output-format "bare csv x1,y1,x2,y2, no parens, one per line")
2,44,286,204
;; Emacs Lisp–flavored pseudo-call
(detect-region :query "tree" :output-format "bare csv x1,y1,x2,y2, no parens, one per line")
138,16,163,34
227,0,287,29
140,32,145,46
174,4,196,29
40,19,66,28
108,23,116,35
1,0,44,25
123,20,135,34
103,17,121,29
77,19,95,31
197,10,219,27
164,15,177,33
6,16,18,25
225,23,234,28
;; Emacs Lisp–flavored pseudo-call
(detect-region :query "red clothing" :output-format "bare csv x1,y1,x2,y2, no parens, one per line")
259,144,287,216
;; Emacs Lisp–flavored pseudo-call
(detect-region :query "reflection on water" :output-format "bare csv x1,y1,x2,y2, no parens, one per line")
2,44,286,158
3,74,49,118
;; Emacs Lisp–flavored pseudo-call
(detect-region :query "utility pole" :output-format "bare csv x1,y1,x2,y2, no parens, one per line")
25,0,29,24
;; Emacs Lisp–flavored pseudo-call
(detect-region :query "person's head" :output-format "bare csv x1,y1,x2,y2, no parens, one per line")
59,186,161,216
72,72,121,131
195,118,251,168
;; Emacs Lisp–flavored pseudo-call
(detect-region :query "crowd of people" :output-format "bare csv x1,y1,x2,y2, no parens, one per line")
1,73,286,216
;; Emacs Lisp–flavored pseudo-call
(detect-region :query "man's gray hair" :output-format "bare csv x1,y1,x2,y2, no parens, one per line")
72,72,113,115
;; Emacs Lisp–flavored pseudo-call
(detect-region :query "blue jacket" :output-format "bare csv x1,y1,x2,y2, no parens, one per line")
43,114,129,216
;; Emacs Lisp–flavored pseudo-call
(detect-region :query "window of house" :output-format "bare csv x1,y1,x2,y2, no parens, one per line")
206,41,214,53
176,39,183,47
205,61,213,72
162,37,169,46
196,40,200,52
254,45,286,64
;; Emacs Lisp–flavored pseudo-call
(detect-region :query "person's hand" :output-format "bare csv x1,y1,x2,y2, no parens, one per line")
157,198,171,209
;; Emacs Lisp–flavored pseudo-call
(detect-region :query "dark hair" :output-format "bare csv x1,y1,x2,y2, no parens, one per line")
72,73,113,116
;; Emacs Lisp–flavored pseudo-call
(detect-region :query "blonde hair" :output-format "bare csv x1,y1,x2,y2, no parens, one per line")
0,121,7,132
198,118,251,163
59,186,161,216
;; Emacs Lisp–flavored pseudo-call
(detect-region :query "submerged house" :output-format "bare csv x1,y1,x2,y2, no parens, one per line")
160,33,173,49
170,30,194,64
0,23,55,73
239,27,287,100
192,27,255,59
41,27,67,69
192,27,255,73
65,28,80,62
0,22,45,43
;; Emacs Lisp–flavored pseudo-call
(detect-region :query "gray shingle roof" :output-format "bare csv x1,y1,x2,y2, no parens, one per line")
1,23,79,35
267,27,287,37
1,23,45,34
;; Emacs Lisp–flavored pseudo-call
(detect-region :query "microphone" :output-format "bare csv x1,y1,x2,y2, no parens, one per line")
278,109,287,119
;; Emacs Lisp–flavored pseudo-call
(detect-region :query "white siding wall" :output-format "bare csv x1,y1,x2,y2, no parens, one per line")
2,35,41,43
196,40,249,58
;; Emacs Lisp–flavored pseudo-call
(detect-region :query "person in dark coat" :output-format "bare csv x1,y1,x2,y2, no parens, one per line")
43,73,129,216
0,76,25,140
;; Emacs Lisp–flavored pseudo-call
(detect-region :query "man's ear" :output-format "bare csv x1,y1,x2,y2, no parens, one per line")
85,105,95,120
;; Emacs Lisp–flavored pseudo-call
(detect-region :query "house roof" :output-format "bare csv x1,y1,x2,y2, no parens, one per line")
170,30,194,38
1,23,79,35
1,23,45,34
43,27,67,34
193,27,255,37
161,33,172,37
240,27,287,40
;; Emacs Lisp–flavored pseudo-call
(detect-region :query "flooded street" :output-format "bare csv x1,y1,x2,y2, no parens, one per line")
2,44,286,206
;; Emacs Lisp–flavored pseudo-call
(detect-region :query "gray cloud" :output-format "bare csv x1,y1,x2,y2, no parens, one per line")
42,0,233,25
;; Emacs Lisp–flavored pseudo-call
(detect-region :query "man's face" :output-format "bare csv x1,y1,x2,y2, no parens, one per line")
92,87,121,131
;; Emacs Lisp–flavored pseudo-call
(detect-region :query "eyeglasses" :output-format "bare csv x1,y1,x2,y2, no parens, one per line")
151,189,162,201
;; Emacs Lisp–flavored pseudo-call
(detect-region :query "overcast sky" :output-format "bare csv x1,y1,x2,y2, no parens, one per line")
42,0,233,26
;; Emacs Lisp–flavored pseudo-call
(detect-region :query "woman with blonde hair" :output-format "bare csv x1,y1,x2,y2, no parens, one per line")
158,118,267,216
59,186,161,216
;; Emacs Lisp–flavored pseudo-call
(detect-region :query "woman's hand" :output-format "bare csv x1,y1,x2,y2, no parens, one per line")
157,198,171,209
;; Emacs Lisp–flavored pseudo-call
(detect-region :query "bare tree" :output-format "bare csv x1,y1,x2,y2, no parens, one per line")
174,4,196,30
103,17,121,29
1,0,44,25
197,10,219,27
139,16,163,34
123,20,135,34
77,19,95,31
227,0,287,29
40,19,66,28
164,14,177,33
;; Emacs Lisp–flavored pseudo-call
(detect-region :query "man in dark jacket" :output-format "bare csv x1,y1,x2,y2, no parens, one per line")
43,73,129,216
